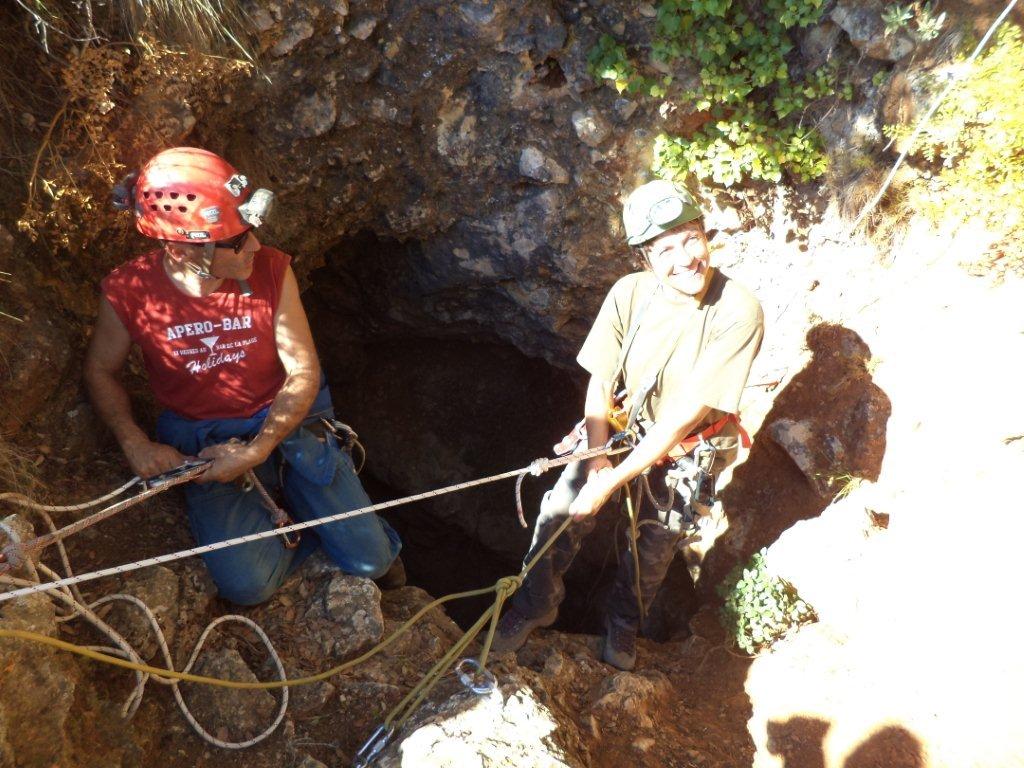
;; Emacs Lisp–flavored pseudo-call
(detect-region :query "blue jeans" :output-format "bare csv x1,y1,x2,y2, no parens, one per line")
156,392,401,606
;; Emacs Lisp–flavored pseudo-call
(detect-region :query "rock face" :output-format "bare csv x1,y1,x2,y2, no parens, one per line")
0,519,79,768
831,0,916,62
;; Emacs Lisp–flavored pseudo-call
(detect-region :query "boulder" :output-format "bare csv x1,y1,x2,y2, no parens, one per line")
183,647,278,742
0,568,79,768
100,565,180,662
380,685,580,768
302,573,385,662
831,0,916,62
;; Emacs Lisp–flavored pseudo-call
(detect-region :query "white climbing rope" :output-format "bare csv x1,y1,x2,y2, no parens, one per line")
0,443,630,604
1,501,289,749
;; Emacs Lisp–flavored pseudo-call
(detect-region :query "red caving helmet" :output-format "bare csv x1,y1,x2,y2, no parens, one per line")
121,147,273,243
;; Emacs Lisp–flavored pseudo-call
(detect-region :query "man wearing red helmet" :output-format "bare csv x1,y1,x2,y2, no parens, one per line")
84,147,402,605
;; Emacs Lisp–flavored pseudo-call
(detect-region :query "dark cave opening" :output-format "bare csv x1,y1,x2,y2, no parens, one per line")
301,230,699,638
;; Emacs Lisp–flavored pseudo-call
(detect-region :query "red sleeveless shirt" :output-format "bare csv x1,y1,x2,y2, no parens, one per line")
102,246,290,420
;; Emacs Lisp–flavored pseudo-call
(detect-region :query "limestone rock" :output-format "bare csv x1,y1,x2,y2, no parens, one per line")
0,570,78,768
519,146,570,184
302,573,384,661
380,686,580,768
591,671,673,731
348,15,379,41
766,490,883,633
271,20,315,57
0,515,35,576
571,108,611,148
101,566,180,661
768,418,842,497
831,0,916,62
294,91,338,139
186,648,278,741
799,19,843,69
818,80,885,165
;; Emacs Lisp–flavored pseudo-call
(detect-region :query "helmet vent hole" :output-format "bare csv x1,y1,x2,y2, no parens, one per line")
163,205,172,211
178,206,187,212
155,191,163,198
150,205,158,211
186,194,196,201
143,190,150,198
170,192,179,199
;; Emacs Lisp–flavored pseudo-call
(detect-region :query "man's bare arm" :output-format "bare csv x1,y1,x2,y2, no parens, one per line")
197,266,320,483
583,375,614,477
568,397,711,517
84,297,186,477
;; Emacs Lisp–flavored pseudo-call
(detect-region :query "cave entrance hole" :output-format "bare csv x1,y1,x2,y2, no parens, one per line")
302,230,699,637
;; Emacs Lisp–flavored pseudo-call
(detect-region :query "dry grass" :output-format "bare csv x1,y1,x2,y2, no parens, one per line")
0,437,43,500
829,161,916,255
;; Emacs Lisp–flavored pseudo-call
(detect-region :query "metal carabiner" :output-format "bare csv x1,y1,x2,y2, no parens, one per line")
142,458,213,491
275,519,302,550
353,724,394,768
455,658,497,695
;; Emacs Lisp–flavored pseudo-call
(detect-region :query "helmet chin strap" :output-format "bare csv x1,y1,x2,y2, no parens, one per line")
183,243,252,296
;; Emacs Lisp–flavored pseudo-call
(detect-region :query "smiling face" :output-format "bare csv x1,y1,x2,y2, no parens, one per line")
642,219,710,297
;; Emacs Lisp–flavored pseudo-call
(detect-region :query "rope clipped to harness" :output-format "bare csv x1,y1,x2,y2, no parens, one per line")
513,431,635,528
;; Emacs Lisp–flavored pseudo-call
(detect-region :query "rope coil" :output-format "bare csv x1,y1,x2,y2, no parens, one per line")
1,438,633,763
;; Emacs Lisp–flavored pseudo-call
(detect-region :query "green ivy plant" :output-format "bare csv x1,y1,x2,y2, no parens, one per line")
589,0,849,186
718,548,817,654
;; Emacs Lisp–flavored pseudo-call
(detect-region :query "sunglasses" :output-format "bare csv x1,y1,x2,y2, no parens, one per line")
213,229,252,253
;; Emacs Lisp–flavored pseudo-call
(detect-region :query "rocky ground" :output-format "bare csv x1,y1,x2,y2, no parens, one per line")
3,0,1024,766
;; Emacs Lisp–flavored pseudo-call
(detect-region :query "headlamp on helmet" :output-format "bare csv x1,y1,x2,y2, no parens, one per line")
238,188,275,228
623,179,704,246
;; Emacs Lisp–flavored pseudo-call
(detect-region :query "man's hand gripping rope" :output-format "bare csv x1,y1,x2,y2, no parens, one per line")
514,429,635,528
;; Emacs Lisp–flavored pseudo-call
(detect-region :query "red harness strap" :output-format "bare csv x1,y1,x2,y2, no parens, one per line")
677,412,751,454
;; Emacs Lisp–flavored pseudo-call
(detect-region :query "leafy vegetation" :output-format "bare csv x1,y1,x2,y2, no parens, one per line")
882,2,946,41
718,548,817,654
884,24,1024,275
588,0,849,186
5,2,255,253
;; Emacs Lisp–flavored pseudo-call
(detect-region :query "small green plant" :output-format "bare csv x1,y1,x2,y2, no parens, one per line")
882,4,914,36
589,0,847,186
718,548,817,654
914,3,947,41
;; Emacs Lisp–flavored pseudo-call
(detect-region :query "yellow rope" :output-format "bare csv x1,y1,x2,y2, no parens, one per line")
0,584,496,689
1,445,630,758
623,481,646,622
